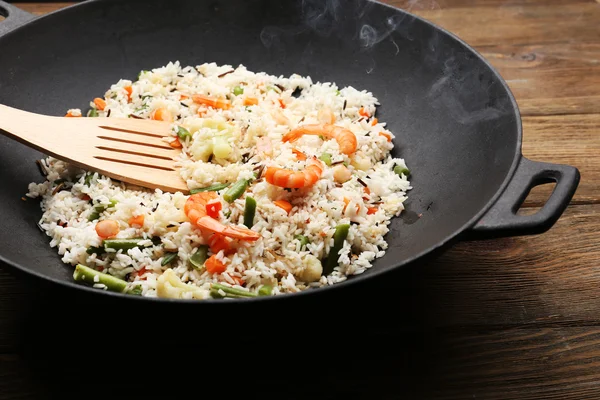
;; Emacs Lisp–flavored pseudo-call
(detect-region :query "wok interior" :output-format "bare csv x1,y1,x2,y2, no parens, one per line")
0,0,519,285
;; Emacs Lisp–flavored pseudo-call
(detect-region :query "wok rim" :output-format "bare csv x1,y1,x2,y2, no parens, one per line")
0,0,523,304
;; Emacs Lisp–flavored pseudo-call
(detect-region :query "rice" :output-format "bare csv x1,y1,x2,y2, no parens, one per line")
27,61,411,300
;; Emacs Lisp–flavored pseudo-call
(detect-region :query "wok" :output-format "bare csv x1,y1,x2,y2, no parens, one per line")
0,0,580,304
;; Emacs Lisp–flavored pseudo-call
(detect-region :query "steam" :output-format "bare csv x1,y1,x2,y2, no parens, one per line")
427,56,511,125
301,0,343,37
259,0,508,125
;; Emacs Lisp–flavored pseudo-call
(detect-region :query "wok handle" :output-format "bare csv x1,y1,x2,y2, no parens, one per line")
469,157,580,239
0,1,35,37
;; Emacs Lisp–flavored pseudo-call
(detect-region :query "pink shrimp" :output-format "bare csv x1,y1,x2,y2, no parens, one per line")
265,157,324,188
184,193,260,241
256,136,273,157
282,124,357,155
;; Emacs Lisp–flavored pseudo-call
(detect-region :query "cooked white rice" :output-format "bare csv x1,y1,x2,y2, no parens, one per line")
27,61,411,300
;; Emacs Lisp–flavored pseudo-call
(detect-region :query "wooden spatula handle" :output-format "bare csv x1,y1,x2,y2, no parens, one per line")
0,104,69,155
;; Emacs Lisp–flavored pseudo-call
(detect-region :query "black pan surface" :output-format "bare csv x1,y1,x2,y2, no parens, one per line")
0,0,579,303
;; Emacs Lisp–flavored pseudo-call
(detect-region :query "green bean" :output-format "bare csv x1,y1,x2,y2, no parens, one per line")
73,264,127,293
161,252,178,266
87,109,99,117
87,200,114,220
319,153,332,166
210,283,257,298
190,183,231,194
323,224,350,275
128,285,143,296
176,126,192,142
244,196,256,228
233,86,244,96
93,199,117,213
223,178,249,203
294,234,310,250
87,211,101,222
86,246,105,255
103,238,146,251
258,285,273,296
84,172,94,186
189,245,208,270
393,165,410,177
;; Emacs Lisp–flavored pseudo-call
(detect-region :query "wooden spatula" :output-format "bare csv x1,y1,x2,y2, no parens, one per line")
0,104,189,193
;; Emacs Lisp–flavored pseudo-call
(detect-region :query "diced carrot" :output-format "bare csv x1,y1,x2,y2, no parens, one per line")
193,94,231,110
205,255,227,274
151,107,173,122
179,94,189,101
65,111,80,118
128,214,144,228
319,231,328,237
367,207,378,215
379,132,392,142
206,201,222,219
209,234,230,254
292,148,307,161
94,98,106,111
342,197,350,212
371,118,378,126
363,186,371,195
137,266,148,280
232,276,244,286
124,86,133,102
169,138,182,148
244,97,259,106
274,200,293,214
278,99,286,109
358,107,369,117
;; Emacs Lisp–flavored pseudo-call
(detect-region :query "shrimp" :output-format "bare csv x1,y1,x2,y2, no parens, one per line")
192,94,231,110
96,220,119,239
184,192,260,241
282,124,357,155
271,108,290,126
151,107,173,122
317,107,335,125
256,136,273,157
265,157,323,188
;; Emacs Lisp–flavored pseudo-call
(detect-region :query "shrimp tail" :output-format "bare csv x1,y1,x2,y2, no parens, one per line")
197,216,260,241
185,192,260,242
282,128,308,143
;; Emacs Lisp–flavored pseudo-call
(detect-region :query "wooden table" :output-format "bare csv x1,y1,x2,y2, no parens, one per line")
1,1,599,399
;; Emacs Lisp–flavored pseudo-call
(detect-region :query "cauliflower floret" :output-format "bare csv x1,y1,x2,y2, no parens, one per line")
156,269,209,300
297,255,323,283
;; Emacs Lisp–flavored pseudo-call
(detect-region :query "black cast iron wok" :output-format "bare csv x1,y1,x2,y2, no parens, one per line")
0,0,580,304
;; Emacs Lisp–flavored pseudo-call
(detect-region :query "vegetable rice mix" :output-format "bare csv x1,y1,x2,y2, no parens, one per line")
27,61,411,300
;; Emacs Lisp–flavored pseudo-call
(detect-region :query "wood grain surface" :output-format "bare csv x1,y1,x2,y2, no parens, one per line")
1,1,599,399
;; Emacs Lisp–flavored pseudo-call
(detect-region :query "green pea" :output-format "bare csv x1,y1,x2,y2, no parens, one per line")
393,165,410,177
